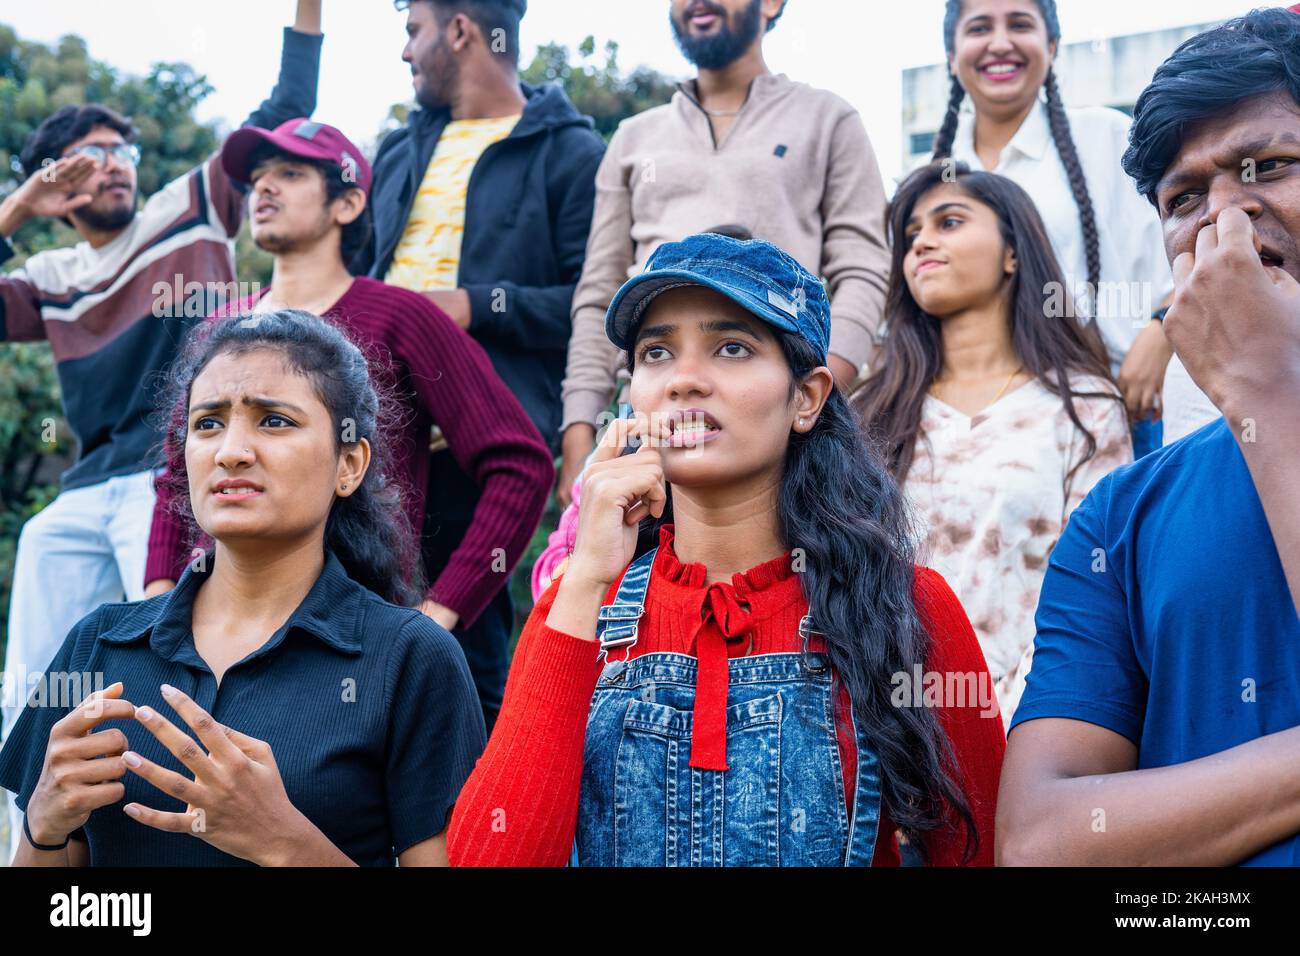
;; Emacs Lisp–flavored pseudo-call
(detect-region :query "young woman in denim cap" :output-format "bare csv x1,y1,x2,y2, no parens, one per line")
853,163,1131,727
0,310,485,866
449,233,1005,866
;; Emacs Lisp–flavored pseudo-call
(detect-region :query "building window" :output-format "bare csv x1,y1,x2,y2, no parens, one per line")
910,131,937,155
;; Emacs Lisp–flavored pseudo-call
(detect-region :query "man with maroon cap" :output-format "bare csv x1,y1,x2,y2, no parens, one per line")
141,119,555,731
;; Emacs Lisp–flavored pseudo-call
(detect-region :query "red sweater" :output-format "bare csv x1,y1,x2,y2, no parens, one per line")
448,525,1006,866
143,276,554,627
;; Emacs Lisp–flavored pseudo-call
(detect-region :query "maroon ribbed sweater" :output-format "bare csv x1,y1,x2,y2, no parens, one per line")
143,276,554,627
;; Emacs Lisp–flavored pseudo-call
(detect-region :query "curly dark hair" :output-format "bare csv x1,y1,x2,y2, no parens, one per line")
20,103,137,178
1123,8,1300,204
156,308,423,606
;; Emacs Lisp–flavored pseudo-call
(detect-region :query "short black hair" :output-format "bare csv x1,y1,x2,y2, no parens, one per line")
767,0,789,32
1123,8,1300,204
248,143,373,272
394,0,525,64
20,103,137,178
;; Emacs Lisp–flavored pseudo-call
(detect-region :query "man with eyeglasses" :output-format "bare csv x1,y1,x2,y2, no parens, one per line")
0,0,324,863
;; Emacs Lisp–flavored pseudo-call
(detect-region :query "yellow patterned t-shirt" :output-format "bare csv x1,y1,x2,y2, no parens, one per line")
385,113,522,291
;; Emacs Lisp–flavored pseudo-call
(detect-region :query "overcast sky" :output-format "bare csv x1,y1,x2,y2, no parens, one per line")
2,0,1264,182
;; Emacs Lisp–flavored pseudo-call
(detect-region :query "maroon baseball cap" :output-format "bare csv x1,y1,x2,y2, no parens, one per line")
221,118,372,194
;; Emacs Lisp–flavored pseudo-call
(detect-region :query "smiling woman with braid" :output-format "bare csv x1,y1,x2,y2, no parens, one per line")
931,0,1194,457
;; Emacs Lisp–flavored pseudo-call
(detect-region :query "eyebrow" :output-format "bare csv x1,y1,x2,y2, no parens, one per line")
906,202,974,227
189,396,308,416
1158,132,1300,195
634,318,764,344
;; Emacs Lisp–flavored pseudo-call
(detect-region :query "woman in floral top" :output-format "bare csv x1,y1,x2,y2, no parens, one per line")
854,163,1132,726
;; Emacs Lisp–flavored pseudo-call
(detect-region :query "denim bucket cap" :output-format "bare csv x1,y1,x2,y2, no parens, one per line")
604,233,830,361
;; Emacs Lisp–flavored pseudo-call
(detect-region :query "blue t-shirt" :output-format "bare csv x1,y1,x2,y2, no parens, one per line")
1010,417,1300,866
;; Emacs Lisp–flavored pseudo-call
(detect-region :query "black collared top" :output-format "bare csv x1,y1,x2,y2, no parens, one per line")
0,550,486,866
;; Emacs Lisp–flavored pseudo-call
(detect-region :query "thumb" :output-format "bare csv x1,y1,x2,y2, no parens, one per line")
63,193,94,213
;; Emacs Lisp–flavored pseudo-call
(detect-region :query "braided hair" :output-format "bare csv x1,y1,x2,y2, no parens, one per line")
932,0,1100,315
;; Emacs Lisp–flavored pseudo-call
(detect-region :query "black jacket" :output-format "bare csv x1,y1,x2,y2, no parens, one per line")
358,82,606,452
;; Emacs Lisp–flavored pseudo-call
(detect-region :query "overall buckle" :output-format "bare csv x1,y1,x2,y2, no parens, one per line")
597,603,644,660
799,615,828,673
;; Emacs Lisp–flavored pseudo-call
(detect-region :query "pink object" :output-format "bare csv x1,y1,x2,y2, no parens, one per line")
531,480,581,601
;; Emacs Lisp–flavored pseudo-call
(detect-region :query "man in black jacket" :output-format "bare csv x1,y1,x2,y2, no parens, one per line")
359,0,604,728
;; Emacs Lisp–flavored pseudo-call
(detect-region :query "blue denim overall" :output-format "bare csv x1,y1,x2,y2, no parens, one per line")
571,548,883,866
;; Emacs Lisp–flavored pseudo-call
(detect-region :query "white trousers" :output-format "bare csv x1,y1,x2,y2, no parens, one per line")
1,469,156,863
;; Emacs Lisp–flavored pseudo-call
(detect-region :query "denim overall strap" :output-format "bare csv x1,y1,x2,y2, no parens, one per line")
570,548,659,865
594,547,657,660
798,615,882,865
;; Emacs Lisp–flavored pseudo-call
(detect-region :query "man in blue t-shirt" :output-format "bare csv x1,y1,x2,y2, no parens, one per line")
998,9,1300,867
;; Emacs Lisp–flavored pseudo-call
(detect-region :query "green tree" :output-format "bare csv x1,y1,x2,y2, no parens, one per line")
522,36,678,141
0,22,225,645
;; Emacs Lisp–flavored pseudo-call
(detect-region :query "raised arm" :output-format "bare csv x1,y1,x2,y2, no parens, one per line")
0,155,99,342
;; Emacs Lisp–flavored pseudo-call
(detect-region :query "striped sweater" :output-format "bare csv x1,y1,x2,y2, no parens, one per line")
0,28,322,491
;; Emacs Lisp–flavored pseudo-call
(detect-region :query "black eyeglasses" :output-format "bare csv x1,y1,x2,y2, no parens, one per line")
65,143,141,167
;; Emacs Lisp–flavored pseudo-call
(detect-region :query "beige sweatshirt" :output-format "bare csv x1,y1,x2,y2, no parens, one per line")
560,73,890,434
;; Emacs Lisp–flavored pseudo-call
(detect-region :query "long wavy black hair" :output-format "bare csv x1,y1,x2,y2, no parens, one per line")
932,0,1100,313
851,162,1117,484
625,329,980,863
156,308,422,606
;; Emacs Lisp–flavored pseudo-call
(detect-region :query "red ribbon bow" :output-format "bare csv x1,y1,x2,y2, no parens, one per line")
689,581,753,771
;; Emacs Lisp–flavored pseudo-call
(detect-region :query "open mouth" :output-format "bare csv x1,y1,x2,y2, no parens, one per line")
667,409,722,448
253,201,279,220
979,60,1026,81
685,3,721,29
213,480,264,500
1260,249,1285,269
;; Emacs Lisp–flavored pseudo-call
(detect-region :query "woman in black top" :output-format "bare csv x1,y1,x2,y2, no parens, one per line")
0,310,486,866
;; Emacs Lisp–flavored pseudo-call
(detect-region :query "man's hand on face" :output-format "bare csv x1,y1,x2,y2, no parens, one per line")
0,155,97,235
423,289,472,331
1166,206,1300,416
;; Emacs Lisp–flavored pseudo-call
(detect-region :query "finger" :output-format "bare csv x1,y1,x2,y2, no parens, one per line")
122,750,197,803
54,155,96,182
59,755,128,786
76,781,127,812
1215,206,1256,256
589,415,641,465
133,702,211,778
1171,251,1195,288
159,684,240,762
1194,220,1219,260
62,194,95,213
122,803,199,834
220,725,271,762
59,684,134,736
1121,380,1141,419
1141,387,1158,422
64,727,130,759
